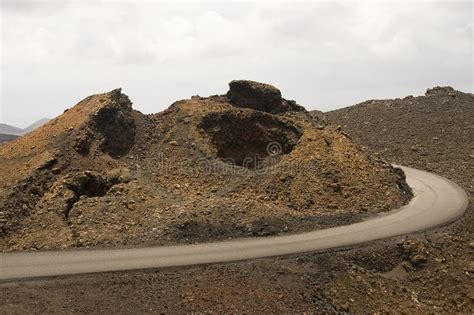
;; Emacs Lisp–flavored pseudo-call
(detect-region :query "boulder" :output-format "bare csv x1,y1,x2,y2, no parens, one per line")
399,239,429,267
227,80,305,114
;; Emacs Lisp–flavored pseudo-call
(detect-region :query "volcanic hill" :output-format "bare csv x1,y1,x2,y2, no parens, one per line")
0,81,411,251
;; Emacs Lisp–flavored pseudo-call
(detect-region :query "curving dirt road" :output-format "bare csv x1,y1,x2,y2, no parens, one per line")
0,166,468,281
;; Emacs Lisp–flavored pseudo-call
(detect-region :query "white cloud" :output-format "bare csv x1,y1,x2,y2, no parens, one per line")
0,1,472,127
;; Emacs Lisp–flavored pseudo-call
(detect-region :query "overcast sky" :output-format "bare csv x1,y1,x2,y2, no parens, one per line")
1,0,472,128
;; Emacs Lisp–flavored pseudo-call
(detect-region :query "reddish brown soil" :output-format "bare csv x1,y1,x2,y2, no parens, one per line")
0,81,410,251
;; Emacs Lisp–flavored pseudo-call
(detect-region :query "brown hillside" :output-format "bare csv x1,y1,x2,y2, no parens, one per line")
0,81,411,251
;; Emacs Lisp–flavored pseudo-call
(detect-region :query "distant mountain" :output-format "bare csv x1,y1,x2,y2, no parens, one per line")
0,133,19,143
0,118,49,136
22,118,50,134
0,118,50,143
0,123,23,136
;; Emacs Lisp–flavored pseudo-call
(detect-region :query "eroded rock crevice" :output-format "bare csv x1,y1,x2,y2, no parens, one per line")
73,89,137,158
92,106,136,158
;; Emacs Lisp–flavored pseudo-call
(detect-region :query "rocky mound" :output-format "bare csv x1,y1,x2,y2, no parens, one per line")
0,81,411,251
325,86,473,171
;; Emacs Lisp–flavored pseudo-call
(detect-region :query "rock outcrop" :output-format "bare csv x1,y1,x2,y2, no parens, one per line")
425,86,457,97
227,80,305,114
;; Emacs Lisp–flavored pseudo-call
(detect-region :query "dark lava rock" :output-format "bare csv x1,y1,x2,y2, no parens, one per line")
227,80,305,114
399,239,429,267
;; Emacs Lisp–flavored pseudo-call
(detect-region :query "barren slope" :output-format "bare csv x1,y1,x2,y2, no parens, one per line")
1,86,472,313
0,81,411,251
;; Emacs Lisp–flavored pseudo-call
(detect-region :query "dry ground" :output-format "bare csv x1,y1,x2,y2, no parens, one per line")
1,86,472,313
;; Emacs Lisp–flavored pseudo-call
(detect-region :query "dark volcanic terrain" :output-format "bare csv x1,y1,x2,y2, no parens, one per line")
0,85,471,313
326,86,472,175
0,80,410,251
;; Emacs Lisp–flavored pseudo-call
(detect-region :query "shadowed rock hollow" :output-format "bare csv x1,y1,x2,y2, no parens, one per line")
199,110,301,168
0,81,412,251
